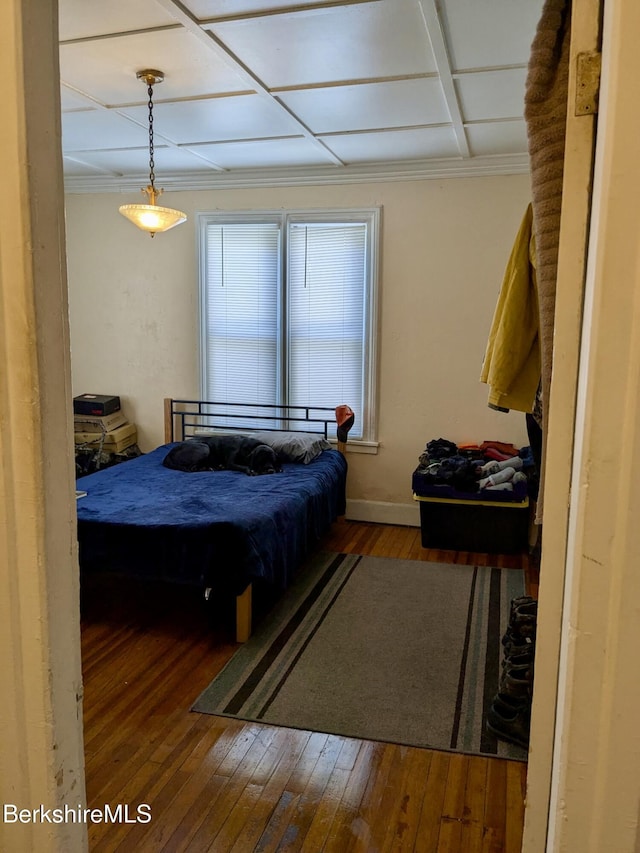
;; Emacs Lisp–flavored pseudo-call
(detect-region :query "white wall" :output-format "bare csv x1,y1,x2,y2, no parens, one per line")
65,174,531,519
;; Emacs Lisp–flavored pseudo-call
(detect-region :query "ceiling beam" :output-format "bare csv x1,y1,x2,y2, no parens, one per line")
200,0,385,24
153,0,345,167
59,82,228,172
417,0,470,158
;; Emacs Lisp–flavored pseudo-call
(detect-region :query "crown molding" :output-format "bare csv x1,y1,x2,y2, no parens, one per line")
63,153,530,194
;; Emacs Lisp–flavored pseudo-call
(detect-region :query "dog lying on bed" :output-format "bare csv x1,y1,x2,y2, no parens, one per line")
163,434,281,475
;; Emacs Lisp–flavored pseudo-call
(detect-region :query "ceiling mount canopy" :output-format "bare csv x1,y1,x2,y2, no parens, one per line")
136,68,164,87
118,68,187,237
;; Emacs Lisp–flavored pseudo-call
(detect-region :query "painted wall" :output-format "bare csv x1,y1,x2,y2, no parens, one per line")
65,174,531,519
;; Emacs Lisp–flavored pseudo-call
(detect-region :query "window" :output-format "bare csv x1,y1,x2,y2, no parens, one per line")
198,209,379,443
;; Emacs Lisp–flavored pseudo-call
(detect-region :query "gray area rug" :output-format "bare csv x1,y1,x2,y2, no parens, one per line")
193,553,527,760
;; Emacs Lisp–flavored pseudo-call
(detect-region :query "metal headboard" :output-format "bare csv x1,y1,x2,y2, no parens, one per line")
164,398,340,444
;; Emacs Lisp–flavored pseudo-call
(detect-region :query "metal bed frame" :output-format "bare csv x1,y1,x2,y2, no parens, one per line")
164,398,349,452
162,398,349,640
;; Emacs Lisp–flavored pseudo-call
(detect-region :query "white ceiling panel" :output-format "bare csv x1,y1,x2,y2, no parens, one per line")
62,110,150,152
59,0,178,42
190,137,333,169
60,87,99,112
182,0,342,17
466,120,528,157
277,77,449,135
438,0,544,71
66,146,222,176
318,126,460,164
59,29,248,106
63,156,120,177
59,0,540,188
456,69,528,122
118,94,304,144
205,1,437,88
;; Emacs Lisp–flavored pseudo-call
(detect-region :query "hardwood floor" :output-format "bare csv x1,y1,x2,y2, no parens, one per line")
81,520,531,852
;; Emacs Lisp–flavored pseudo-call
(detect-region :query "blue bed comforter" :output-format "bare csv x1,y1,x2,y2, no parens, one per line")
77,443,347,594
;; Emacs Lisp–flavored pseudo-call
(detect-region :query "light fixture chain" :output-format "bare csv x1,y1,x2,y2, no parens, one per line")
147,83,155,190
119,69,186,235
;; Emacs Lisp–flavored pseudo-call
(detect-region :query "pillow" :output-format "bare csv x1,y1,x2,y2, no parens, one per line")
253,431,331,464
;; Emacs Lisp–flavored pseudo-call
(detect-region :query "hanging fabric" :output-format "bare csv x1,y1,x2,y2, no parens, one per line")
480,203,540,414
524,0,572,522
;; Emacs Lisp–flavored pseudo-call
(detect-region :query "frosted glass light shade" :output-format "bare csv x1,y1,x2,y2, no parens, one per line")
119,203,187,235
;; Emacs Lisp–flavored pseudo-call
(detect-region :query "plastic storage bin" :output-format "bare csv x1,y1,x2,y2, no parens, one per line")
414,493,529,553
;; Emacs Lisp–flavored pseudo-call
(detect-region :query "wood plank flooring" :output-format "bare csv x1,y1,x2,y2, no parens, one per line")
81,519,532,852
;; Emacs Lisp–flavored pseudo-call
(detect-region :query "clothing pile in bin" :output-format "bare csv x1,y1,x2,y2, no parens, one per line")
412,438,534,503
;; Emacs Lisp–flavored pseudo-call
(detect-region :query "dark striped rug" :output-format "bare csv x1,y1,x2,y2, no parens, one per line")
192,552,527,760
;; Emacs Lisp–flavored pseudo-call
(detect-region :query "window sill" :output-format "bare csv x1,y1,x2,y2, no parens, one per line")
331,439,379,455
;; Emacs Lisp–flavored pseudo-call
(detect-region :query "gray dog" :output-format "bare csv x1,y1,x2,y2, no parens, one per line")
163,434,281,475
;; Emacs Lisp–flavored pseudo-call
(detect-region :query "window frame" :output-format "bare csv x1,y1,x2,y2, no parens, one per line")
197,207,380,448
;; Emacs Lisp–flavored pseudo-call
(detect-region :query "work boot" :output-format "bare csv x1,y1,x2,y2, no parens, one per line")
486,695,531,749
501,648,535,670
499,666,534,703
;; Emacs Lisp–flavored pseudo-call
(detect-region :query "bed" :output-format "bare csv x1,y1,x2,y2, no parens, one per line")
76,398,350,641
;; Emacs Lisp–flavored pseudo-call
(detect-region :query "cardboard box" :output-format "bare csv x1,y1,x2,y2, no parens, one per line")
73,410,128,433
73,394,121,416
74,422,137,453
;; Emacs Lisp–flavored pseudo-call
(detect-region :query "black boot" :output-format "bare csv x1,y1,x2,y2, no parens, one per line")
486,694,531,750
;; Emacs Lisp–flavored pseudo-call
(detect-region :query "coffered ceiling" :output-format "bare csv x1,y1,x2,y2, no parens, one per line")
59,0,543,192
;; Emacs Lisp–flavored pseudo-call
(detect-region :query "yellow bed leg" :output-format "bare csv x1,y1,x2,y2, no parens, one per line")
235,583,252,643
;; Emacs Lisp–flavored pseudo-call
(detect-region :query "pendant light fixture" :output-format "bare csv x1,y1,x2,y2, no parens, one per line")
118,70,187,237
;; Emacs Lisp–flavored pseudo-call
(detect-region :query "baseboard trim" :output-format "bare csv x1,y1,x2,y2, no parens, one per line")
345,499,420,527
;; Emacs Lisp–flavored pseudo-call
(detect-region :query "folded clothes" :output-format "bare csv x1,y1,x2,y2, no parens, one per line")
416,454,480,493
413,438,531,502
478,467,517,489
479,456,524,476
480,440,521,455
519,446,535,467
484,447,515,462
425,438,458,459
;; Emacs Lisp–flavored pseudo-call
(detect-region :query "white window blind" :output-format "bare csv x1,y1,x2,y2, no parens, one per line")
199,210,378,441
203,222,280,426
288,223,366,425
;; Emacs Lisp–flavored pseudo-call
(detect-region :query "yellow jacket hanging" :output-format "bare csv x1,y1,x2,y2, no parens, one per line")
480,204,540,413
